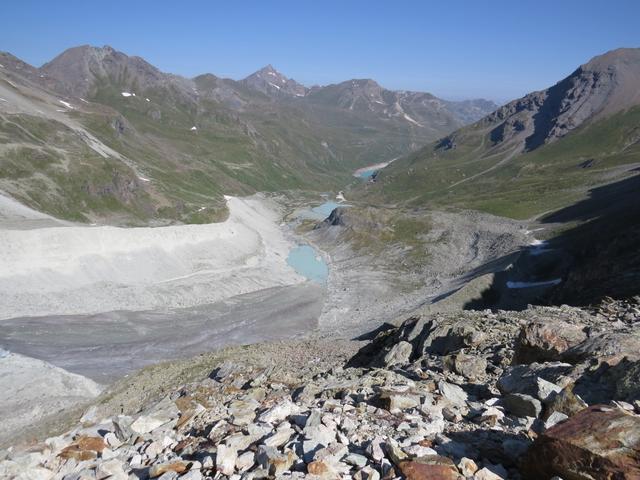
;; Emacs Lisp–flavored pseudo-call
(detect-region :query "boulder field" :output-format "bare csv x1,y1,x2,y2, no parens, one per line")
2,298,639,479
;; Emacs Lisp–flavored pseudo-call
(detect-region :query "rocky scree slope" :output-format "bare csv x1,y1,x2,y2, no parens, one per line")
0,45,495,225
308,204,527,335
362,48,640,220
3,299,639,479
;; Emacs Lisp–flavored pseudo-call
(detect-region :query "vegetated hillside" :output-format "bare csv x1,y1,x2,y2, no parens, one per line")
0,46,496,224
361,48,640,220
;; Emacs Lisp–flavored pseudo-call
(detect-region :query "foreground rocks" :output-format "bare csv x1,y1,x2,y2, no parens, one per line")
522,405,640,479
1,302,639,479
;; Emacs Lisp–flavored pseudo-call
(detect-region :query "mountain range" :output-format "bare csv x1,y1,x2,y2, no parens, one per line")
362,48,640,219
0,45,496,224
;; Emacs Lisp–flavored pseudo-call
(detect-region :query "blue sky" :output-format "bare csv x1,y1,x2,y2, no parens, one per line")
2,0,639,102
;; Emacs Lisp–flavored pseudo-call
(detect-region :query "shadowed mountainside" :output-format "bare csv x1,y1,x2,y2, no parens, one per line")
457,172,640,311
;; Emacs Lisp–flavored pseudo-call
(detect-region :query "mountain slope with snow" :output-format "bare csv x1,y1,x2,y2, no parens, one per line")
0,45,495,224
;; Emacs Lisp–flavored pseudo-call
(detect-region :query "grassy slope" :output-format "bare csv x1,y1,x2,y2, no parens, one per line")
0,113,156,223
76,83,449,224
0,64,484,225
0,79,354,223
363,107,640,219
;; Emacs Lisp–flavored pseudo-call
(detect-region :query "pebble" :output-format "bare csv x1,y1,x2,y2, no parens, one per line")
216,444,237,476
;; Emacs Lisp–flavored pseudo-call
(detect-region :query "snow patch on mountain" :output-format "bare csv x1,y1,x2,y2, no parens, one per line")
403,113,423,126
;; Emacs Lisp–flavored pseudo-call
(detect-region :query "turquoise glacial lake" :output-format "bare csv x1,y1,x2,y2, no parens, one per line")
354,168,377,179
311,201,341,217
297,201,346,221
286,245,328,283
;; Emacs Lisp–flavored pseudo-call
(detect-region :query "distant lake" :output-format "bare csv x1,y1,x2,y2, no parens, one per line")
311,201,341,217
354,168,377,179
287,245,328,283
297,201,347,221
353,159,396,179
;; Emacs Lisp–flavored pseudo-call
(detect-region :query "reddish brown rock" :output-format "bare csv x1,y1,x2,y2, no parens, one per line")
514,319,586,364
75,435,106,453
58,435,106,461
58,445,97,461
308,461,327,474
522,405,640,479
399,455,461,480
307,460,332,476
174,395,197,413
148,461,189,478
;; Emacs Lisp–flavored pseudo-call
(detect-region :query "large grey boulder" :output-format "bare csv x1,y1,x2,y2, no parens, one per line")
497,362,574,397
383,341,412,366
438,381,468,407
257,400,300,424
535,377,562,402
347,313,503,368
514,319,586,364
130,397,179,435
444,352,487,380
502,393,542,418
562,331,640,365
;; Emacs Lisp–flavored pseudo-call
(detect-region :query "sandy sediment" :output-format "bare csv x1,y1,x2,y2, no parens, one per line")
0,283,324,383
0,193,327,444
0,353,102,446
0,191,68,229
0,195,304,320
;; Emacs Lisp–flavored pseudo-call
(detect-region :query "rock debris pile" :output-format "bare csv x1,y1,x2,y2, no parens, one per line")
2,302,639,479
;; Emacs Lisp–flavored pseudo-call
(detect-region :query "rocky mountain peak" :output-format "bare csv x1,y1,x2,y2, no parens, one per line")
43,44,121,69
348,78,381,89
257,64,277,73
242,64,307,98
39,44,186,98
0,51,37,72
303,77,495,131
338,79,385,98
476,47,640,154
573,47,640,117
581,47,640,72
0,51,42,82
249,64,288,84
306,78,386,111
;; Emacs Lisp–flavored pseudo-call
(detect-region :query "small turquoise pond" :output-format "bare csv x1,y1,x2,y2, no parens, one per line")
355,168,377,179
287,245,328,283
298,201,346,221
311,201,341,217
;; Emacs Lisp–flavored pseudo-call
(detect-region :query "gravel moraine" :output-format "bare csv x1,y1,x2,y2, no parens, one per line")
3,300,639,479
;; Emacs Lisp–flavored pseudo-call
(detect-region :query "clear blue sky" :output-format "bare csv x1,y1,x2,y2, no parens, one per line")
2,0,639,102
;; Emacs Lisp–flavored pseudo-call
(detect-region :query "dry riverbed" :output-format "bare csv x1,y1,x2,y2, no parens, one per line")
0,193,326,444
